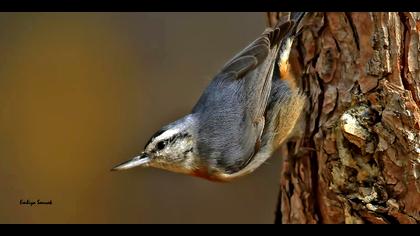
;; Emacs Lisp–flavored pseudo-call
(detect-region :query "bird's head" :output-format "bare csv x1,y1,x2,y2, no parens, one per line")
111,115,201,176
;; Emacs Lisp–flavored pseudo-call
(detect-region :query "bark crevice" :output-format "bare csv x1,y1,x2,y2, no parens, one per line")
345,12,360,51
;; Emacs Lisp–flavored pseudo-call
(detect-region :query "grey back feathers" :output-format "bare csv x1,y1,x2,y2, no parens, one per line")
191,18,302,174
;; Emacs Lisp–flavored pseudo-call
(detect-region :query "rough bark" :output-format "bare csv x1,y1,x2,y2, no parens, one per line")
268,12,420,224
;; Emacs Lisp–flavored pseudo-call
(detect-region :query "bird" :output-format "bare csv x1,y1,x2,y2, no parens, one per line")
111,13,306,182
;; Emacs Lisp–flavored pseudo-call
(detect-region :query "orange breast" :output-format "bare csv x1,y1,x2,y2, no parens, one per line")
191,168,228,182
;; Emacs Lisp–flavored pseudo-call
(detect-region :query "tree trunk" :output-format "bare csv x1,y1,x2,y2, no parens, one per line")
268,12,420,224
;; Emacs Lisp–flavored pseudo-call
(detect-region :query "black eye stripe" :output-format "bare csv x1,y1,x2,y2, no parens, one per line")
168,134,177,143
145,129,166,149
169,132,190,143
156,141,166,150
148,132,192,152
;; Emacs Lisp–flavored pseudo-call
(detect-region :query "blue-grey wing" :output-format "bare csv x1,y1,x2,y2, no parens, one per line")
192,21,295,174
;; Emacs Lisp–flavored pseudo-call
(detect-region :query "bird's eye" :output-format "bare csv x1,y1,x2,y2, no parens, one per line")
156,141,166,150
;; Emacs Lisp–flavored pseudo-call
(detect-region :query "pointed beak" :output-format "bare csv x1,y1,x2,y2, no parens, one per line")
111,153,150,171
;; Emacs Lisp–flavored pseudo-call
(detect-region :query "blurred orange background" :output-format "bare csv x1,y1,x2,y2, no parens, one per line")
0,12,284,223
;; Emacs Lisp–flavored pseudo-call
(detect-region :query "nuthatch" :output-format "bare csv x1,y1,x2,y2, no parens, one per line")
112,13,306,182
